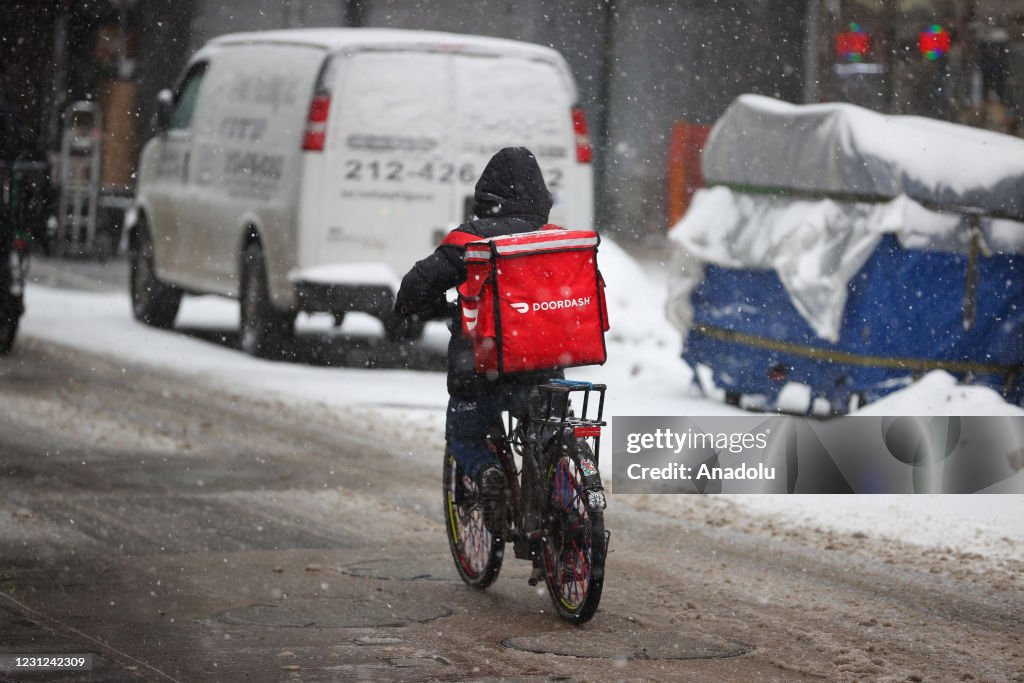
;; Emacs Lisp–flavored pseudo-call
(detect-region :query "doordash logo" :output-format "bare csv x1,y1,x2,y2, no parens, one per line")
510,298,591,314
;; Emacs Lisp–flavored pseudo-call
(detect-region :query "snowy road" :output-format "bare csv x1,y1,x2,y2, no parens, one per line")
0,256,1022,680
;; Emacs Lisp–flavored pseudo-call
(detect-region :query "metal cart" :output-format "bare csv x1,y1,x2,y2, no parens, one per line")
55,101,103,258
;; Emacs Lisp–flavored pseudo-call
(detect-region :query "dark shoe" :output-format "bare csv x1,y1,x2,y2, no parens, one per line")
476,464,507,535
528,561,544,587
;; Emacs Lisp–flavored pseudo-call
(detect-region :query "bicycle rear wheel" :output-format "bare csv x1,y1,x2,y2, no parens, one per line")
542,438,607,623
443,453,504,588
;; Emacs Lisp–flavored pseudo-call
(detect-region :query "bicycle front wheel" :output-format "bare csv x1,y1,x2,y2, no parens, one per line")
542,438,607,623
443,453,504,588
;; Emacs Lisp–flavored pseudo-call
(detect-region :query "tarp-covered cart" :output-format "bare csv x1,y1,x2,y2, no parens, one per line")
668,95,1024,413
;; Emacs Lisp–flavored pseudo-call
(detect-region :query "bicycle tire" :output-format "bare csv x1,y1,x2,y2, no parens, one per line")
443,452,504,588
541,437,607,623
0,313,17,355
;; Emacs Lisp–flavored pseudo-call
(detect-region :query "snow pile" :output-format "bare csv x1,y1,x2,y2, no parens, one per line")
733,494,1023,560
854,370,1024,417
597,237,678,349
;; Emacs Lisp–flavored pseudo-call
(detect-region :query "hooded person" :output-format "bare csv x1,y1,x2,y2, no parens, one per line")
394,146,559,531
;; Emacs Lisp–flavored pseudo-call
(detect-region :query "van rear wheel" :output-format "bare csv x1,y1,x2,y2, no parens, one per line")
240,243,294,358
130,224,181,329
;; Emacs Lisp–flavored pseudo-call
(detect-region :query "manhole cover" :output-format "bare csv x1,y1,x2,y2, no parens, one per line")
218,599,452,628
339,557,457,582
500,629,751,660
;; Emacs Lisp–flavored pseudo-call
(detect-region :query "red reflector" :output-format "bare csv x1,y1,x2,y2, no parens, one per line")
574,425,601,438
303,95,331,151
572,107,592,164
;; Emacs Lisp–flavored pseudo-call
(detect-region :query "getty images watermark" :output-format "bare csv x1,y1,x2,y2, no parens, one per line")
611,416,1024,494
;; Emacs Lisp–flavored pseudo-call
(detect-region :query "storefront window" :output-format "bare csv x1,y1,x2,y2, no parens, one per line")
825,0,1024,135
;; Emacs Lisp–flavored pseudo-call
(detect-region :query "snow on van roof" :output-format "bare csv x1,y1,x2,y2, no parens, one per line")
207,27,564,64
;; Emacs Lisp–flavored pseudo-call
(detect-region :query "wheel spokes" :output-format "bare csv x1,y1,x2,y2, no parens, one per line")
448,470,493,578
546,457,593,610
551,524,591,608
459,507,493,574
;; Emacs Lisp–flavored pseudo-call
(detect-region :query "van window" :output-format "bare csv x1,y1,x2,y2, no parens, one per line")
170,63,208,131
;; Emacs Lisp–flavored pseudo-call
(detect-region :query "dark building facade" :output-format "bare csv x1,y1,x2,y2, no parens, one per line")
3,1,1020,242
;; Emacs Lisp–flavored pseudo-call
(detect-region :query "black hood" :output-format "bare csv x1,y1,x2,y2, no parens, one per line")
472,147,553,221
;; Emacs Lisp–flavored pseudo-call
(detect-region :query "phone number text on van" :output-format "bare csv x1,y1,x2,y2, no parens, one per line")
343,159,563,189
344,159,475,184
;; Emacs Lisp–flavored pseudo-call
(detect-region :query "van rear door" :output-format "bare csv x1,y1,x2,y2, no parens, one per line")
298,45,590,297
452,54,580,229
301,50,455,290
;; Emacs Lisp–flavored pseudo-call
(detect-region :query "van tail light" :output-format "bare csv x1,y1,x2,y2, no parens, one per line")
302,95,331,151
572,106,593,164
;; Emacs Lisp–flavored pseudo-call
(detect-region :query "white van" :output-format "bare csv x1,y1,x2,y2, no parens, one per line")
129,28,594,356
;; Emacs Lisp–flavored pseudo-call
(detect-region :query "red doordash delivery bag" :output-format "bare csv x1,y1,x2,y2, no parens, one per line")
457,226,609,376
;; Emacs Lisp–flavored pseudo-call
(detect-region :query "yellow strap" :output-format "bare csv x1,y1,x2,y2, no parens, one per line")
691,324,1018,375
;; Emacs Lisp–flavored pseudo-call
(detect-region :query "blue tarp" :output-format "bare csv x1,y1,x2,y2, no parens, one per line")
684,235,1024,411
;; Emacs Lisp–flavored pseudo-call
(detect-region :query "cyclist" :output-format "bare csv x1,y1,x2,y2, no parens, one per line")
393,147,562,532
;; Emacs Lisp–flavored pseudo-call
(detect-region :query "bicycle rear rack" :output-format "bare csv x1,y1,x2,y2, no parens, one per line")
536,379,607,465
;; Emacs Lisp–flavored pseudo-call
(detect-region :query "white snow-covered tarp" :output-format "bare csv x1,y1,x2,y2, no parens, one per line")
702,94,1024,216
669,94,1024,342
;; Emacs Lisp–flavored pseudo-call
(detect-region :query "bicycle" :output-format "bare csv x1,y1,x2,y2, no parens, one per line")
442,379,610,623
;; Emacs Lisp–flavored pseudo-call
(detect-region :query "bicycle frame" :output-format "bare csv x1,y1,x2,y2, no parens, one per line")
490,380,607,561
444,377,609,621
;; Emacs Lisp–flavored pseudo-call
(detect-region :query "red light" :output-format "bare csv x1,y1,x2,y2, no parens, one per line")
835,23,871,62
13,238,28,252
302,95,331,151
918,25,951,61
572,107,592,164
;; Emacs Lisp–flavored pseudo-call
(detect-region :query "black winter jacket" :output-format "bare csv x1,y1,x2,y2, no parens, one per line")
394,147,561,397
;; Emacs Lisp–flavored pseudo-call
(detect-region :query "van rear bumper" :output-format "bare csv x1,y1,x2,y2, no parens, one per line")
294,281,394,317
